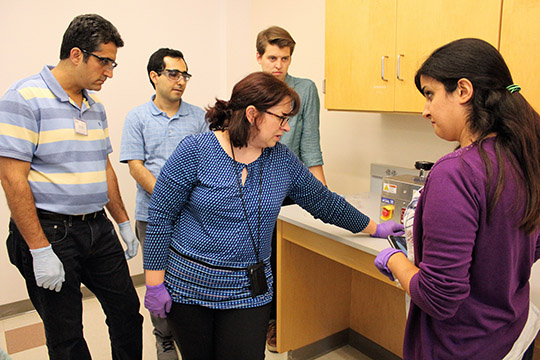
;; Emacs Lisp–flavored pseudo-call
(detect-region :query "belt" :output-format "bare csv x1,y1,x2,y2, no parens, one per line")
170,246,247,271
36,209,105,222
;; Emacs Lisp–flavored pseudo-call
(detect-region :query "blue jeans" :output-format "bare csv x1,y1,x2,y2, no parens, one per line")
7,211,143,360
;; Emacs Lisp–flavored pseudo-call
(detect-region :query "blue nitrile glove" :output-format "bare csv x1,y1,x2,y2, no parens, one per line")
374,248,405,281
30,245,65,292
145,283,172,318
371,221,405,238
118,221,139,260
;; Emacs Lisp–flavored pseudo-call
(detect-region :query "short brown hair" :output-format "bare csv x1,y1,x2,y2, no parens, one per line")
206,72,300,148
256,26,296,56
147,48,186,89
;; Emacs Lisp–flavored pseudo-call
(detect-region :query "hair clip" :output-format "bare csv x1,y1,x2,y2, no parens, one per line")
506,84,521,93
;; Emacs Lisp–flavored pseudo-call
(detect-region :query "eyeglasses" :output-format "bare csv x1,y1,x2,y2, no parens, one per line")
81,49,118,70
265,110,290,127
158,69,192,82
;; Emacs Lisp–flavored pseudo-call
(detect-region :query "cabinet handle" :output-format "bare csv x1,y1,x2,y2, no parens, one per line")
397,54,404,81
381,56,389,81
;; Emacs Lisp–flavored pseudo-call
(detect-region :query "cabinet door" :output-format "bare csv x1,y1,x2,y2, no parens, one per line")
395,0,501,112
500,0,540,112
325,0,397,111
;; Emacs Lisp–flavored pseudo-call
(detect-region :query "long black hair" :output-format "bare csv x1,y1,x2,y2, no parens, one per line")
415,38,540,234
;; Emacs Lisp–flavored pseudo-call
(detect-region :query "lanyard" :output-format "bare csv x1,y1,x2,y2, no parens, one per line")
230,143,263,263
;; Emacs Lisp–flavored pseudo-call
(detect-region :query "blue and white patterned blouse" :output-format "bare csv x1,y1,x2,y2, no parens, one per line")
144,131,370,309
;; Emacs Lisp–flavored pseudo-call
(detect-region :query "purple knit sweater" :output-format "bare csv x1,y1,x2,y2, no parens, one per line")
404,138,540,359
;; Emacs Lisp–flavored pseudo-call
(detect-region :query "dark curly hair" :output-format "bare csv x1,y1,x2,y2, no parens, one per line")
59,14,124,60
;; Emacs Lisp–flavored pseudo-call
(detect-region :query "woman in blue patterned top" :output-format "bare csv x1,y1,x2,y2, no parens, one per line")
143,72,404,360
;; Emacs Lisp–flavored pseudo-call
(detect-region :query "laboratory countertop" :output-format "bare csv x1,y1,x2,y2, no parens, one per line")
277,192,391,256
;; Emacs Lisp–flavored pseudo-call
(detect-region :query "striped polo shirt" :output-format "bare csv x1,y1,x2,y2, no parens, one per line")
0,65,112,215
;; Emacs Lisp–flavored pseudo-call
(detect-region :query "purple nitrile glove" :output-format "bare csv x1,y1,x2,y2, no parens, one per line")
144,283,172,318
374,248,405,281
371,221,405,238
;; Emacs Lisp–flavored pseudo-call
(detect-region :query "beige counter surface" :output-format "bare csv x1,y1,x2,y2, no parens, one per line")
277,193,390,256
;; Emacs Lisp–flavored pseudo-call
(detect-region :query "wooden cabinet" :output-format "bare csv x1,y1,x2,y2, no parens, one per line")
325,0,501,112
276,220,406,356
325,0,396,112
499,0,540,112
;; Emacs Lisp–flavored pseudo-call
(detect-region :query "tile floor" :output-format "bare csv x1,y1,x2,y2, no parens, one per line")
0,285,372,359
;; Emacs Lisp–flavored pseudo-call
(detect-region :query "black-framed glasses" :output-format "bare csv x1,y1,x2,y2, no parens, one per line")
81,49,118,70
158,69,192,82
265,110,290,126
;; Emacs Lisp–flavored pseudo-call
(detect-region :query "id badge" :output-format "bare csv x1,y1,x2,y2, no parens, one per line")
247,261,268,297
74,118,88,136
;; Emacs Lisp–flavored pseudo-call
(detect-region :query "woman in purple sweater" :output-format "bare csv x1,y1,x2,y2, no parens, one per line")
375,38,540,359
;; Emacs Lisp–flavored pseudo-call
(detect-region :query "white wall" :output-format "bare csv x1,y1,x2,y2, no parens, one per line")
1,0,539,309
0,0,252,306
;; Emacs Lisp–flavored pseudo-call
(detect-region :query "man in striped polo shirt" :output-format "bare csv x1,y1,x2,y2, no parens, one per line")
0,14,143,359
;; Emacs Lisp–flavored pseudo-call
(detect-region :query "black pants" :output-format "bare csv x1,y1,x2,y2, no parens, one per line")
167,302,271,360
522,338,536,360
7,212,143,360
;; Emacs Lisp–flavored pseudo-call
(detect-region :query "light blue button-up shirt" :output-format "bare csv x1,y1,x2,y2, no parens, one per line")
120,95,208,221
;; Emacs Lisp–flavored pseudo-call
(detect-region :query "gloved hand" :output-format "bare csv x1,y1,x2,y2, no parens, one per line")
118,221,139,260
145,283,172,318
30,245,65,292
374,248,405,281
371,221,405,238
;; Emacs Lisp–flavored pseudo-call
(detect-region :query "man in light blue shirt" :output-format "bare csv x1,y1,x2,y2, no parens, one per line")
120,48,208,360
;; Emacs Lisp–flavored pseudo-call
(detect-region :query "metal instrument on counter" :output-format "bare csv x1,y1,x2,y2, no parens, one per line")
380,161,433,224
